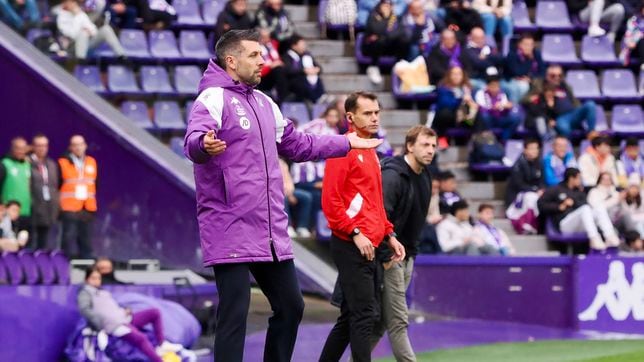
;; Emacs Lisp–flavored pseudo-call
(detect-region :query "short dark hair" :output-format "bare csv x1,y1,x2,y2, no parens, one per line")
625,230,642,245
450,200,469,216
288,34,304,49
518,33,534,42
5,200,21,208
438,170,455,181
563,167,580,182
625,137,639,148
344,91,378,114
405,126,436,153
524,137,540,148
85,266,100,281
591,135,611,148
215,29,260,68
478,203,494,213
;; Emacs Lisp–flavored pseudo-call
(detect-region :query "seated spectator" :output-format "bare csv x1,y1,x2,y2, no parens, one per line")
257,28,289,104
82,0,137,29
442,0,483,39
419,178,443,253
0,201,28,252
505,138,544,234
403,0,436,60
617,137,644,188
620,176,644,237
215,0,253,38
474,74,519,141
358,0,407,26
474,203,515,255
255,0,294,43
422,0,446,30
362,0,410,84
427,29,471,85
464,27,503,90
543,136,578,186
503,34,545,104
620,2,644,68
538,168,620,250
324,0,357,34
437,200,499,255
56,0,125,60
126,0,176,30
0,0,39,31
472,0,512,38
78,268,184,362
438,170,462,214
578,135,618,188
433,66,478,142
621,229,643,253
282,35,325,103
95,257,129,285
280,159,313,238
588,172,623,223
567,0,625,41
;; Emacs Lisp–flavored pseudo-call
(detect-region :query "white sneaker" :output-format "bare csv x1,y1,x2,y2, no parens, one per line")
606,32,616,44
588,25,606,37
366,66,382,84
296,227,312,239
288,226,297,238
605,237,621,248
156,340,183,355
589,237,607,251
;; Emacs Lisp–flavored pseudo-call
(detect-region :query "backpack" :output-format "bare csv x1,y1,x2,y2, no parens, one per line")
325,0,357,26
469,131,504,164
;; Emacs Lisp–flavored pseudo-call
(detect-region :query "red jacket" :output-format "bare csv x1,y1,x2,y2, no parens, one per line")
322,147,394,246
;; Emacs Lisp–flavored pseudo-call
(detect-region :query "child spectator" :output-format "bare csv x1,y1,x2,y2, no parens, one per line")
474,74,519,141
255,0,295,43
282,35,325,103
438,170,462,214
587,172,623,223
437,200,498,255
543,136,578,186
215,0,253,38
402,0,435,59
621,230,643,253
617,137,644,188
464,27,503,90
280,159,313,239
620,2,644,68
620,176,644,237
505,138,544,234
427,29,471,85
567,0,625,41
578,135,618,188
503,34,545,103
433,66,478,146
472,0,513,38
474,203,515,255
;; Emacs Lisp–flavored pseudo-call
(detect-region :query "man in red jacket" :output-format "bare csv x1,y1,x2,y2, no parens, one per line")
319,91,405,362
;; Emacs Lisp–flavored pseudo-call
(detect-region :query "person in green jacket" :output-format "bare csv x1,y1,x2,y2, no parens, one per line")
0,137,31,239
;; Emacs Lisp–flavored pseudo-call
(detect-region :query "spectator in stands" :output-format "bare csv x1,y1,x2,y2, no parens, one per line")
617,137,644,188
128,0,176,29
474,74,519,141
538,168,620,250
437,200,498,254
403,0,436,59
472,0,512,38
464,26,503,90
255,0,295,43
56,0,126,60
588,172,624,223
95,256,128,284
419,178,443,253
438,170,462,214
474,203,515,255
280,159,313,238
578,135,618,188
257,28,289,104
621,229,643,253
29,134,60,250
442,0,483,39
362,0,411,84
78,267,184,361
422,0,446,30
503,34,545,104
282,34,325,103
543,136,578,186
1,137,31,239
567,0,625,41
427,29,471,85
433,66,478,144
620,1,644,68
0,0,40,31
505,138,543,234
358,0,407,26
82,0,137,29
0,201,28,252
620,176,644,237
215,0,253,38
58,135,97,259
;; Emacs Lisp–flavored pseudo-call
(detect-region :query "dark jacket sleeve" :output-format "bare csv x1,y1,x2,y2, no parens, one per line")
504,51,521,79
381,168,403,223
282,54,305,77
511,159,540,192
537,187,562,216
427,46,448,84
534,50,546,77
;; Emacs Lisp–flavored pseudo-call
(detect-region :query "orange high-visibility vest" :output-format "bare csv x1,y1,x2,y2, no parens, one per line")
58,156,98,212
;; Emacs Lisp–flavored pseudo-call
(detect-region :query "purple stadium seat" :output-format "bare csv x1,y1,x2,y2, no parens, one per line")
601,69,640,101
565,70,602,101
355,33,397,66
0,257,7,284
316,211,331,242
17,250,39,285
26,28,52,45
174,0,204,25
141,65,175,94
536,1,573,31
74,65,106,92
107,65,141,94
149,31,182,59
512,1,537,32
579,139,591,154
311,103,328,119
50,250,70,285
119,29,152,59
2,252,23,285
170,136,185,157
179,30,212,60
581,35,619,67
185,100,195,123
154,101,185,130
611,105,644,137
594,105,609,133
470,139,523,173
174,65,202,95
33,250,56,285
546,219,588,243
93,42,116,59
121,101,155,129
281,102,311,124
203,0,226,25
542,34,580,65
506,139,524,163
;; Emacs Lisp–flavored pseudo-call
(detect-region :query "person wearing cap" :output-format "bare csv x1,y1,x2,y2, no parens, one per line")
474,74,519,141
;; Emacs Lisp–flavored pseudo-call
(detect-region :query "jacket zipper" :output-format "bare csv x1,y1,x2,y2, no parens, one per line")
246,93,276,260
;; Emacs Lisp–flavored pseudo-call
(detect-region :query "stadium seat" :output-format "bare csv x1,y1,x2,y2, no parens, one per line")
107,65,142,94
121,101,155,129
93,41,117,59
594,105,609,133
170,136,185,157
50,250,70,285
119,29,152,60
154,101,186,130
17,250,39,285
0,256,7,284
565,70,602,101
611,105,644,137
546,219,588,243
179,30,212,60
26,28,52,45
174,0,205,26
2,252,23,285
149,30,182,60
470,139,523,173
174,65,202,95
311,103,328,119
74,65,106,92
580,35,619,67
315,210,331,242
185,100,195,123
140,65,175,94
354,33,397,66
202,0,226,25
33,250,56,285
542,34,580,66
601,69,640,102
511,1,537,32
535,1,573,31
281,102,311,124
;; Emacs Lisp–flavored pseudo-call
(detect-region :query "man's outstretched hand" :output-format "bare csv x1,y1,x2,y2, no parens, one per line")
346,132,383,149
203,130,226,156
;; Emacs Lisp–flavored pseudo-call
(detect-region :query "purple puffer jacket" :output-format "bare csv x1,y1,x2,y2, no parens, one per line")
184,61,350,266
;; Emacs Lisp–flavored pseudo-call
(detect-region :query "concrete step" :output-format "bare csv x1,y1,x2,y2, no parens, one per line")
436,146,469,164
459,181,505,200
309,40,350,58
380,110,424,129
510,235,551,254
436,162,471,181
295,21,320,39
317,57,359,74
284,5,311,22
321,74,389,93
493,218,517,236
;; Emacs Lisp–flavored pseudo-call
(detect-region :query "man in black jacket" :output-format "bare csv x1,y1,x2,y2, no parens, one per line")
538,168,620,251
374,126,436,361
427,29,472,85
505,138,544,234
215,0,253,38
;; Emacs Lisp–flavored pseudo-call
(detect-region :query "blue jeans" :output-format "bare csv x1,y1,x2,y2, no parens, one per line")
0,0,39,29
555,101,597,137
480,111,521,140
501,79,530,104
285,189,313,229
480,13,513,37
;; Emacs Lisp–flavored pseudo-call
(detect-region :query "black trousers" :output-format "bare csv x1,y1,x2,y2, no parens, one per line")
60,211,94,259
30,225,51,250
320,235,379,362
213,259,304,362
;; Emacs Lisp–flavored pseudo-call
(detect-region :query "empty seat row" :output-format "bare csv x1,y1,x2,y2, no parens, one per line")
96,29,213,61
542,34,620,67
0,250,70,286
121,100,193,130
566,69,642,102
173,0,226,27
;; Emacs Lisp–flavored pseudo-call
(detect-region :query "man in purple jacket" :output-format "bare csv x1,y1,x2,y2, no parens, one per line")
183,29,381,362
